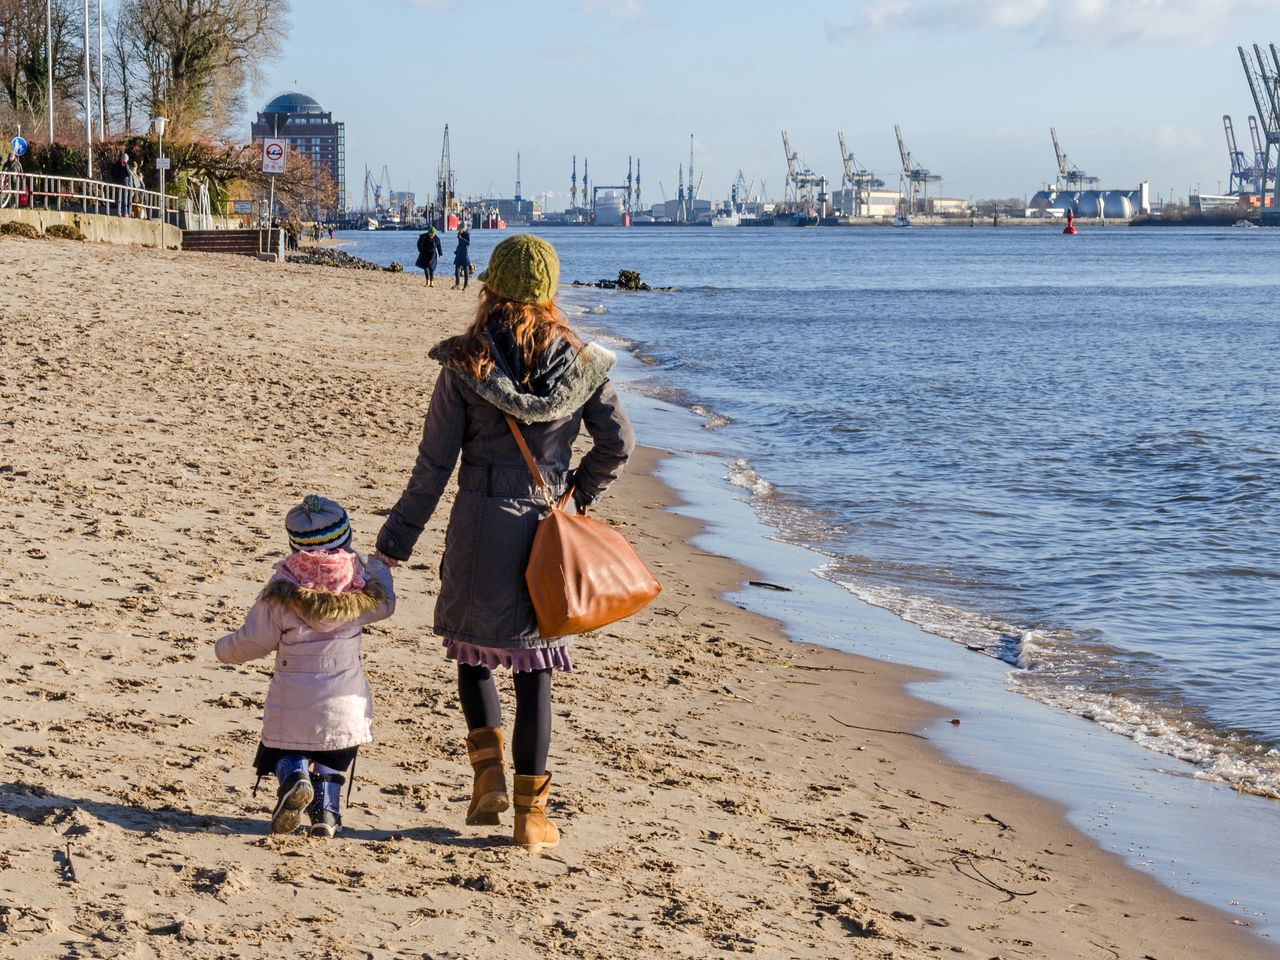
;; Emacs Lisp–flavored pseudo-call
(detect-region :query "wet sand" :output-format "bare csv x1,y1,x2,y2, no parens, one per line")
0,235,1274,958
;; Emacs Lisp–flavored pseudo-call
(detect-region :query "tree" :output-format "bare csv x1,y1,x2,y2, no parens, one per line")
0,0,84,139
119,0,288,138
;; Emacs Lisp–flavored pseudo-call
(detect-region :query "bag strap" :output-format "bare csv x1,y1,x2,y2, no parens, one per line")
504,414,576,512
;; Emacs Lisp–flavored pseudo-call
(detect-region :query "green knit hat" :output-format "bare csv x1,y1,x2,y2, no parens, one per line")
478,234,560,304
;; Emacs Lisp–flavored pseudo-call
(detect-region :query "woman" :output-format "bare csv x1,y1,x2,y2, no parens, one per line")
375,234,634,852
416,225,443,286
452,226,472,290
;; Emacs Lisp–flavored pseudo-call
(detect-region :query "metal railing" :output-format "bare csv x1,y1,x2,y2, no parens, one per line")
0,171,182,223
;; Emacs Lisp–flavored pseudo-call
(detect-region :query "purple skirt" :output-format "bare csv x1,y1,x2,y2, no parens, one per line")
443,637,573,673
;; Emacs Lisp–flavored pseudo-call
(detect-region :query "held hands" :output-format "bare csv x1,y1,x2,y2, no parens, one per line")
370,550,400,568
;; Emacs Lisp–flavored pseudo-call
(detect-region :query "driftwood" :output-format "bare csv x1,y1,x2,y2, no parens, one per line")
828,714,928,740
951,853,1037,900
748,580,792,592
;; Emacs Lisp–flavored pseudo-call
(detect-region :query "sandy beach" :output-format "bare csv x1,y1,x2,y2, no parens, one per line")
0,235,1274,959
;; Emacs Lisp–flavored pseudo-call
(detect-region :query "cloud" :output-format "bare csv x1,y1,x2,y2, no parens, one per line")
578,0,651,23
833,0,1280,46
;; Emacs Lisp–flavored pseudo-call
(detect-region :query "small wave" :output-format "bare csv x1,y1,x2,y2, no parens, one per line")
1010,673,1280,800
727,458,775,498
815,565,1280,798
691,404,731,430
589,305,608,314
723,459,847,543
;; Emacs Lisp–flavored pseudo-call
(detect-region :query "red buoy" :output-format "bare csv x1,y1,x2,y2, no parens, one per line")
1063,209,1077,235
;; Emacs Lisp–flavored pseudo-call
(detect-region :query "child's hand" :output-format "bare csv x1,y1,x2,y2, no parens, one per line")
371,550,399,568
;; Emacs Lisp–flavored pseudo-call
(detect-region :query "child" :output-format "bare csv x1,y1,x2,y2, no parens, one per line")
216,495,395,838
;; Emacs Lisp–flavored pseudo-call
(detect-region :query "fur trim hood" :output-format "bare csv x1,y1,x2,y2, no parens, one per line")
259,577,388,627
429,335,616,423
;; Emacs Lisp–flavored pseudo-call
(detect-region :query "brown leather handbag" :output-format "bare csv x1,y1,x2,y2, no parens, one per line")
505,415,661,638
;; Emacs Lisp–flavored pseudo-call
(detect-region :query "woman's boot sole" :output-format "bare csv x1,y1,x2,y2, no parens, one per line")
466,791,510,826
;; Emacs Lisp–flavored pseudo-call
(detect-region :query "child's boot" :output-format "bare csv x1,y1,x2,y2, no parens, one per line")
271,753,313,834
465,727,509,826
512,773,559,853
307,772,345,839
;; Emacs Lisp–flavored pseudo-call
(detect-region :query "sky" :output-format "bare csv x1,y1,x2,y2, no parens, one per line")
260,0,1280,208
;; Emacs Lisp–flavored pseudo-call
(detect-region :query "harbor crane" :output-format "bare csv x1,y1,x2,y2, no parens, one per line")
1247,115,1274,194
729,170,755,213
1238,43,1280,214
1050,128,1099,191
894,125,942,216
781,130,823,210
1224,116,1251,195
837,131,883,217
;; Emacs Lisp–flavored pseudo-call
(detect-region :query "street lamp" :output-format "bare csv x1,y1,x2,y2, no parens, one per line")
152,115,168,240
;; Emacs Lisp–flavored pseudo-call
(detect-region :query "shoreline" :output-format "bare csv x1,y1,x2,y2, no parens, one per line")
0,236,1275,957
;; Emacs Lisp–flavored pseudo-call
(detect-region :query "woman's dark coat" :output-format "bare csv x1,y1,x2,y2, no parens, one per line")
377,336,635,651
415,231,442,270
453,230,471,267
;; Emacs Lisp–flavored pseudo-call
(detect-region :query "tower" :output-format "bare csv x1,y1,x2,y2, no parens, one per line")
626,156,633,215
677,163,686,223
688,134,694,204
583,157,589,217
636,157,642,213
571,155,578,214
515,152,522,202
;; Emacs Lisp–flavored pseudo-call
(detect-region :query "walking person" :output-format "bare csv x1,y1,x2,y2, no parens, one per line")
453,225,472,290
374,234,635,852
416,225,443,286
216,495,396,838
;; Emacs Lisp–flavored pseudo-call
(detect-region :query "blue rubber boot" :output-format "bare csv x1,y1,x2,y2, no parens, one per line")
271,754,313,834
306,773,345,839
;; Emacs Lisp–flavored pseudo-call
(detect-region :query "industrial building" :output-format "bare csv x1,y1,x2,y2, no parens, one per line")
250,92,347,220
1027,185,1150,219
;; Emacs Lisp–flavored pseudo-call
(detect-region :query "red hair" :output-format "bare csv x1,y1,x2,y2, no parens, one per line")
455,287,580,386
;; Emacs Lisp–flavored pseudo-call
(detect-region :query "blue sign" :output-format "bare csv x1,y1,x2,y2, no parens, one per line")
10,136,27,157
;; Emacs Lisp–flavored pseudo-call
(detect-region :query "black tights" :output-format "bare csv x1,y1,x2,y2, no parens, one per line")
457,663,552,776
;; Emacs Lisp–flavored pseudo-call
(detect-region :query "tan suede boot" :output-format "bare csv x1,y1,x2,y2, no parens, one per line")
465,727,509,826
512,773,560,853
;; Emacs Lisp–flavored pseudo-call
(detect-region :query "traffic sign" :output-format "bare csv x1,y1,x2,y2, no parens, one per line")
11,136,27,157
262,138,286,175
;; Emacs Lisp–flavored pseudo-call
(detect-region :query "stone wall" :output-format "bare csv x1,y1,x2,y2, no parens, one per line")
0,209,181,248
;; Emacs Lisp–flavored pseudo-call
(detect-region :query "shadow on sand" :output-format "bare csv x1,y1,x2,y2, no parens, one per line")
0,781,501,848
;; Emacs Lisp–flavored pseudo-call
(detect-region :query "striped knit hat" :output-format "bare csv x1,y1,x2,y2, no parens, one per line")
285,494,352,552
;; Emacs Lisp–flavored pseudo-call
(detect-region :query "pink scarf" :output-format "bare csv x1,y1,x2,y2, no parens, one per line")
277,549,367,595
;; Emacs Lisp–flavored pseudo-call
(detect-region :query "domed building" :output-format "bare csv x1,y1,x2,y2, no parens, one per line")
250,91,346,219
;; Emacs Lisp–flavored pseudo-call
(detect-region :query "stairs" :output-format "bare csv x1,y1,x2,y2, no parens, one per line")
182,228,284,260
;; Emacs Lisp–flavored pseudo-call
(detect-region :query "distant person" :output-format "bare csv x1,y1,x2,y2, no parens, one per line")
127,162,146,218
111,152,130,217
216,495,396,838
416,225,443,286
0,153,18,208
328,225,334,240
453,226,472,290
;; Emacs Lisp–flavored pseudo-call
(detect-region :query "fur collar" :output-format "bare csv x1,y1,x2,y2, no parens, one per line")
429,336,616,423
260,577,387,626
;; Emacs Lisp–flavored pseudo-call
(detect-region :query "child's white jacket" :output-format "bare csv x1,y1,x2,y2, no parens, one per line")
216,556,395,752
